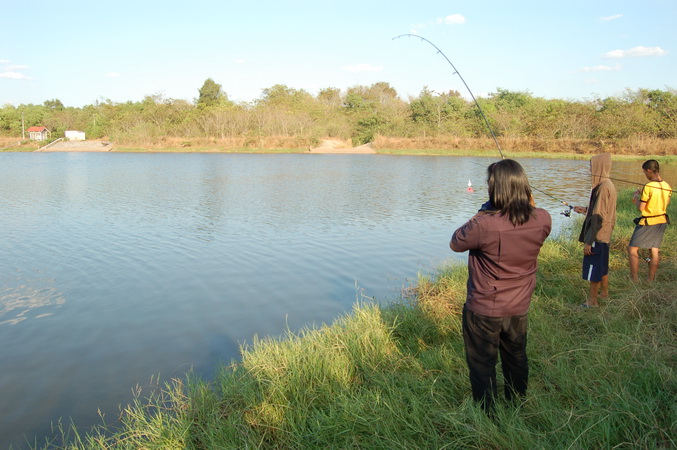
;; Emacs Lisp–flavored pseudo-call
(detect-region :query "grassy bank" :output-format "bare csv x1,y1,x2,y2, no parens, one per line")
43,189,676,448
372,136,677,158
375,147,677,162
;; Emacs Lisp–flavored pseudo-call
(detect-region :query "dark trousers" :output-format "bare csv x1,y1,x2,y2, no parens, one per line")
462,306,529,410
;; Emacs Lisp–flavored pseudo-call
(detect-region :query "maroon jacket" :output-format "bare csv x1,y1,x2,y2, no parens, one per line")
450,208,551,317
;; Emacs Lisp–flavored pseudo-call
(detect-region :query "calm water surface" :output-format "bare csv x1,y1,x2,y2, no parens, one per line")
0,153,672,447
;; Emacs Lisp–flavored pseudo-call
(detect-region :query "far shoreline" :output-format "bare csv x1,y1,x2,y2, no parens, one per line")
1,136,675,162
14,146,677,162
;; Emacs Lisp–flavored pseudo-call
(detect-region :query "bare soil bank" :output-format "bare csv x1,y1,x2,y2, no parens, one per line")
35,140,114,152
2,136,675,155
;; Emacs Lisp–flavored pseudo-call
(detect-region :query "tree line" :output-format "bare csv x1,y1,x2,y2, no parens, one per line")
1,79,675,148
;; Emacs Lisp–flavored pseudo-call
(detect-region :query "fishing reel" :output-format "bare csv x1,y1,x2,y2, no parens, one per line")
560,205,573,217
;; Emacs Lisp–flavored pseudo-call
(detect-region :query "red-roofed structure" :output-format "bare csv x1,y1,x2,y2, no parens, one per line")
26,126,50,141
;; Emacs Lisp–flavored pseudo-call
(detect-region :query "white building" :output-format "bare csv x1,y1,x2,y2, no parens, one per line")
65,130,86,141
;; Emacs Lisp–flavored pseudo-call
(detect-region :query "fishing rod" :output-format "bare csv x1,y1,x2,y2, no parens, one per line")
393,34,505,160
533,186,574,216
394,34,576,216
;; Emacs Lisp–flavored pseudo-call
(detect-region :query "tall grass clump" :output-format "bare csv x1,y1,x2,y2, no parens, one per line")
43,188,675,448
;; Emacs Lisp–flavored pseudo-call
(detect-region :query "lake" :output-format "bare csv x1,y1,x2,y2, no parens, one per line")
0,153,670,447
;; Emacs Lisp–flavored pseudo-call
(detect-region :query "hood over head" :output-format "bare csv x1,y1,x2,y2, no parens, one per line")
590,152,612,188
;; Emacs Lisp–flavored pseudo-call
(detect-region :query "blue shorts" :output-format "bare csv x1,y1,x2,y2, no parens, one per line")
582,242,609,282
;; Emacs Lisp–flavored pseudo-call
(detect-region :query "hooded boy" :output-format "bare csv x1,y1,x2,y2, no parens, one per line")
574,153,617,307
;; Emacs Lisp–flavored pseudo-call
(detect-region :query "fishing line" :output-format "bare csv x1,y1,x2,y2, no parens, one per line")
604,175,674,193
394,34,576,215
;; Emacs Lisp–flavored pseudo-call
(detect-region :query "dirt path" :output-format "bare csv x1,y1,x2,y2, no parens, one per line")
35,140,114,152
308,139,375,154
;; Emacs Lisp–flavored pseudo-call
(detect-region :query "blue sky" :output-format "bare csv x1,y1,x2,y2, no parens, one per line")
1,0,675,107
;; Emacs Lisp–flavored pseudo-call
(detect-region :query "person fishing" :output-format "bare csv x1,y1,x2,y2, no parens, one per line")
573,153,617,308
627,159,672,282
450,159,551,412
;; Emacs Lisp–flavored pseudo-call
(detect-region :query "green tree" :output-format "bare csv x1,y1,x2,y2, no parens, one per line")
252,85,319,137
197,78,226,108
409,87,468,136
317,87,342,107
18,104,46,131
43,99,65,110
0,104,19,133
643,88,677,138
487,88,535,138
342,82,407,144
259,84,314,112
593,90,657,139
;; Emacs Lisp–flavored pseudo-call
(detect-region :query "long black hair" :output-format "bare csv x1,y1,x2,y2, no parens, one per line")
487,159,534,226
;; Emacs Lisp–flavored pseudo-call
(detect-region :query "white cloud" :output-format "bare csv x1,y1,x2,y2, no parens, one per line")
104,72,121,77
413,13,466,30
600,14,623,21
1,61,32,79
603,46,668,58
0,71,32,80
577,64,622,72
438,14,466,25
342,63,383,72
233,58,245,64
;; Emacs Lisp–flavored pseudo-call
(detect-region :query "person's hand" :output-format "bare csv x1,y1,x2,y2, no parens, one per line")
573,206,587,214
633,189,641,205
584,244,594,256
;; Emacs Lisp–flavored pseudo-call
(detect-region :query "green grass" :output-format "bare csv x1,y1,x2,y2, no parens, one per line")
42,189,676,448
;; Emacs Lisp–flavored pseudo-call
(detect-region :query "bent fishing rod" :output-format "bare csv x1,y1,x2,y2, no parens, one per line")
393,34,505,160
394,34,576,216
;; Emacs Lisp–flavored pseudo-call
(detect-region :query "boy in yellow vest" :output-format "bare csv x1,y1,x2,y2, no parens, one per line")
628,159,672,282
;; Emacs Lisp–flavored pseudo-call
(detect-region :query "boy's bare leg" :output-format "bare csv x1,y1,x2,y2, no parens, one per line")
648,248,660,282
628,246,640,282
600,274,609,299
587,281,601,306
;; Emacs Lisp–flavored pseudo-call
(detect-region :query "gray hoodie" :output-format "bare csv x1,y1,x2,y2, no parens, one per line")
579,153,617,244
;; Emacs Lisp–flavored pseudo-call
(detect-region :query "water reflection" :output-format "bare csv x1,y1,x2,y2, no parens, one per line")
0,282,66,325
